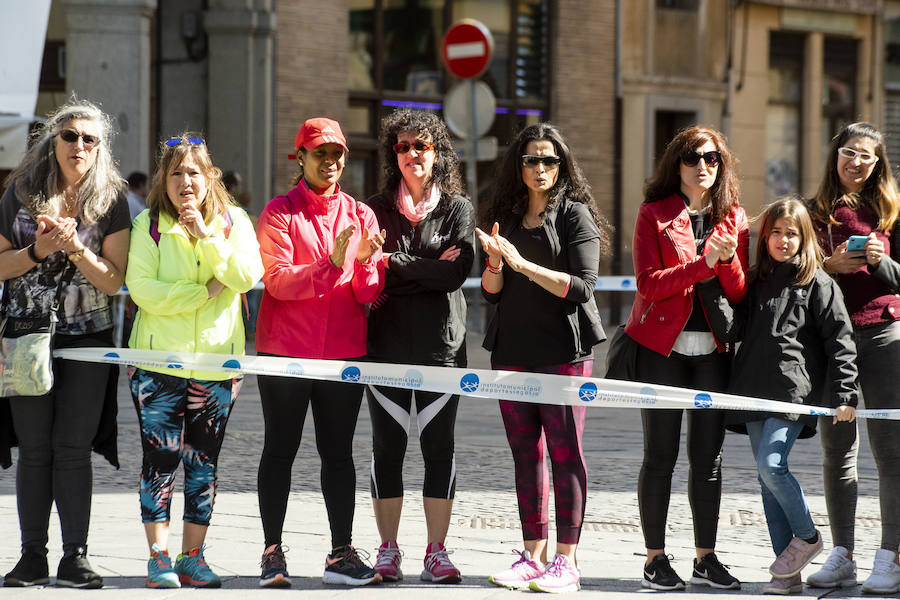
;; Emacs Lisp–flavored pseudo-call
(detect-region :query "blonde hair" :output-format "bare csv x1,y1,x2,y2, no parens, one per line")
6,97,124,224
755,196,822,287
145,133,233,228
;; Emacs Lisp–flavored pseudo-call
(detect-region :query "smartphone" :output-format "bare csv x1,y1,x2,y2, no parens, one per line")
847,235,868,252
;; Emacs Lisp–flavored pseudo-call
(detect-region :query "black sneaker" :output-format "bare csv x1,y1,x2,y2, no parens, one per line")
690,552,741,589
323,545,382,586
56,546,103,589
642,554,686,591
4,548,49,587
260,543,291,588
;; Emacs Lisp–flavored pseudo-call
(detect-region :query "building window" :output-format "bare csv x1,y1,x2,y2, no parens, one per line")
884,17,900,164
656,0,699,10
347,0,551,199
766,32,804,201
821,37,857,166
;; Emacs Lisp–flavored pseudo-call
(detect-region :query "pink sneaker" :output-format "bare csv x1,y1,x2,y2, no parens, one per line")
770,536,823,579
374,541,403,582
529,553,580,593
420,542,461,584
489,549,545,590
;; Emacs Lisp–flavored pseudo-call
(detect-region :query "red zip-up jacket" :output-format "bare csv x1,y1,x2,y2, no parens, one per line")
625,193,750,356
255,180,383,359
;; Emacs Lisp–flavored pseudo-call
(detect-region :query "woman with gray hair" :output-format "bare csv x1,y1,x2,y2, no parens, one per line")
0,99,130,589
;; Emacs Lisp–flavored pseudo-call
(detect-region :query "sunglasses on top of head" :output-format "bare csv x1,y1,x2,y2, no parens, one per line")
681,150,721,168
393,140,435,154
521,155,561,168
58,129,100,148
165,136,205,147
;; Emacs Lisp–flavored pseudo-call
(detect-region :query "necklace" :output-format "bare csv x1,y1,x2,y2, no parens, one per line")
63,190,77,215
522,211,545,229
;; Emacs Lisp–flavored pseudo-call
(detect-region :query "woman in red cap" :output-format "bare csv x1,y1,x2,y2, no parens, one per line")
255,117,386,588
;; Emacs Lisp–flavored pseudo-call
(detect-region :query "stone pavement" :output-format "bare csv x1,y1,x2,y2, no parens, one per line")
0,340,887,598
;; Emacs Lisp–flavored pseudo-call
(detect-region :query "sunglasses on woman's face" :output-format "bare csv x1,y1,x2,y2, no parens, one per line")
521,155,561,168
59,129,100,148
165,136,205,147
837,146,878,164
393,140,435,154
681,150,721,168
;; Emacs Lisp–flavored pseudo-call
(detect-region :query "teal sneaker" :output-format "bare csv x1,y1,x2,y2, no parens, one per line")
146,544,180,589
175,545,221,588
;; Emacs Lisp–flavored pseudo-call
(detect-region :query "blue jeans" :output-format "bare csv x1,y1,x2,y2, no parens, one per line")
746,418,816,555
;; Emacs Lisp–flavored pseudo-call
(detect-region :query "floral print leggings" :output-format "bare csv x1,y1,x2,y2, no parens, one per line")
129,367,242,525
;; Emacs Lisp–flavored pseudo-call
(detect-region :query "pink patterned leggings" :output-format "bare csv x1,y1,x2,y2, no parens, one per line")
495,361,591,544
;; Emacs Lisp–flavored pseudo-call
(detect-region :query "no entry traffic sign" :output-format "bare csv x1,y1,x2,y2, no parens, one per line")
441,19,494,79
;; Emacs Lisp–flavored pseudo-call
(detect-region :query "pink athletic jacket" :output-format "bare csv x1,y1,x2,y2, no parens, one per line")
255,180,383,358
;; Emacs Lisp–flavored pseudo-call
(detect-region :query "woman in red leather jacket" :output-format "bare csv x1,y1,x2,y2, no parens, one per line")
624,126,749,591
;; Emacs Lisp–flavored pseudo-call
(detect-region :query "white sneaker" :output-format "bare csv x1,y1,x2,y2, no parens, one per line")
806,546,857,588
862,548,900,594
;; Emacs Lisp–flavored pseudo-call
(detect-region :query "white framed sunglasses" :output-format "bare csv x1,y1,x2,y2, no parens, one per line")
838,147,878,164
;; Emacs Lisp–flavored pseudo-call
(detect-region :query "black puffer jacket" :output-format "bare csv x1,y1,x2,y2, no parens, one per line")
365,193,475,367
697,261,859,437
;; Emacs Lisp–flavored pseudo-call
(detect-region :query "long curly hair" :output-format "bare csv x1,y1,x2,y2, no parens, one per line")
377,109,464,211
145,133,234,227
808,122,900,232
6,97,124,225
644,125,740,223
482,122,611,255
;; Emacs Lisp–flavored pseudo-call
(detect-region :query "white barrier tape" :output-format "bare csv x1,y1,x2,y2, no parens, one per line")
53,347,891,420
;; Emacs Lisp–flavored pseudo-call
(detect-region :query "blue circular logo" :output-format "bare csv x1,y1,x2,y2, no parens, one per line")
341,366,361,382
640,386,658,404
222,359,241,370
460,373,480,393
694,393,713,409
104,352,120,358
621,279,632,289
579,381,598,402
166,355,183,369
405,369,424,389
523,377,542,398
285,362,304,376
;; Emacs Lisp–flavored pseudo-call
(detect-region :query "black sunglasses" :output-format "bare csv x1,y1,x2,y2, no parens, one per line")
393,140,435,154
165,136,205,147
59,129,100,147
681,150,721,168
521,155,561,168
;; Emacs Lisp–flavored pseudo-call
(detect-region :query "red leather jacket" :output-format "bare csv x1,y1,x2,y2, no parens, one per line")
625,193,750,356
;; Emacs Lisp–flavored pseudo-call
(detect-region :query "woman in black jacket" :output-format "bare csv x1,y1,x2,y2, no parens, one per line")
365,109,474,584
476,123,610,594
698,197,859,595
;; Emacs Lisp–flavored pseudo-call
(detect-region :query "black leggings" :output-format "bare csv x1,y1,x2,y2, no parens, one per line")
367,385,459,499
257,368,364,549
635,344,729,550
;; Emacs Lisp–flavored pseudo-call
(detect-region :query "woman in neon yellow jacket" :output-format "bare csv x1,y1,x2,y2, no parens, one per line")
125,134,263,589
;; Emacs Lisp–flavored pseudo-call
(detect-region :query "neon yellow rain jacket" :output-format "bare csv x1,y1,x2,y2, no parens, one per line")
125,205,263,380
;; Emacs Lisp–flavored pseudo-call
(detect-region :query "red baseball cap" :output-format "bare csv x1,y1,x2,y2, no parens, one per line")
289,117,348,159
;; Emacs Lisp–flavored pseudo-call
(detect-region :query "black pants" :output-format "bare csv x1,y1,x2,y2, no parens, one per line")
367,385,459,499
635,344,729,550
256,365,364,549
8,332,112,554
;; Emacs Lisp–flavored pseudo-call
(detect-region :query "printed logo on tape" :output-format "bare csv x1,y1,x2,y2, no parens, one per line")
222,359,241,370
166,355,184,369
579,381,598,402
460,373,480,393
640,386,658,405
405,369,424,389
285,362,304,376
808,407,830,416
694,393,712,409
341,366,361,382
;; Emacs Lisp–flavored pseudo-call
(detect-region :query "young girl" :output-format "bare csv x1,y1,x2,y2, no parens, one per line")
697,197,859,595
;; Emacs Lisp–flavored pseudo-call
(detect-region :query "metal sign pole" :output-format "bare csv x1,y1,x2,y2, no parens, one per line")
467,79,478,206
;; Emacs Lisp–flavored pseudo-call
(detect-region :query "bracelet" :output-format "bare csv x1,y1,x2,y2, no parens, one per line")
529,265,540,282
26,243,46,263
486,257,503,273
67,247,86,263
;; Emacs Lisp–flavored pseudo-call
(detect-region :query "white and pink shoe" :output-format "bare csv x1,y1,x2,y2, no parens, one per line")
374,541,403,582
489,549,545,590
529,553,581,593
420,542,461,584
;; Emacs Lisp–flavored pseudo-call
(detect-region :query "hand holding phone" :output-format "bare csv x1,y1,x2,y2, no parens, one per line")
846,235,868,252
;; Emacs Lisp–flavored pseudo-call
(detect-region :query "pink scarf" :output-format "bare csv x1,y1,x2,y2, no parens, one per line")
396,179,440,224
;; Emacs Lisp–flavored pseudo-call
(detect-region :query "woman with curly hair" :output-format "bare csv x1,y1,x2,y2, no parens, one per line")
626,126,748,591
477,123,610,593
125,134,262,588
0,99,130,589
364,109,474,585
